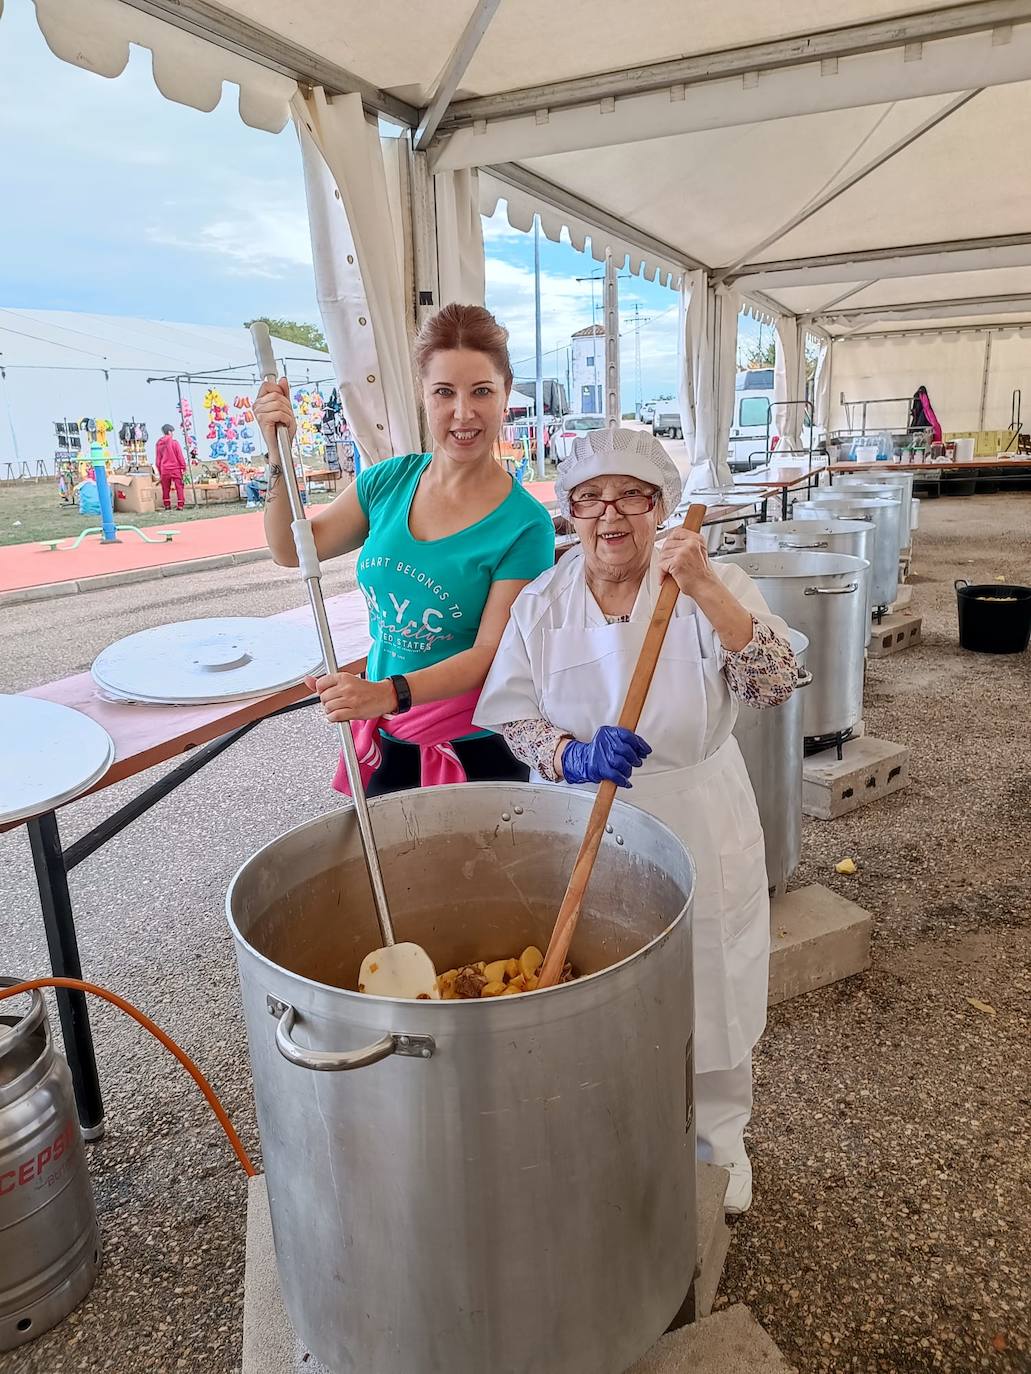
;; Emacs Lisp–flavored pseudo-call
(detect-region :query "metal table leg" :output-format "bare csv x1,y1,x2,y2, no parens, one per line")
782,486,789,519
26,811,105,1139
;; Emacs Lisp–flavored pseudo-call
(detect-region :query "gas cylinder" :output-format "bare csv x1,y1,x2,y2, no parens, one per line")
0,977,101,1351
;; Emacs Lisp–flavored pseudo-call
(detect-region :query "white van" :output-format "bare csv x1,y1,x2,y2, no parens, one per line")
728,368,813,472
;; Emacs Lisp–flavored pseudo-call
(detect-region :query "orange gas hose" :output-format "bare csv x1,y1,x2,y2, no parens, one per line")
0,977,257,1177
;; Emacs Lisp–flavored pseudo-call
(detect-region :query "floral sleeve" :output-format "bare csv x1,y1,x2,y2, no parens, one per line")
501,718,567,782
722,617,797,708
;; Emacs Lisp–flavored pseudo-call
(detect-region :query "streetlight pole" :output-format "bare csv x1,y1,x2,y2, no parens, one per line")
533,216,546,481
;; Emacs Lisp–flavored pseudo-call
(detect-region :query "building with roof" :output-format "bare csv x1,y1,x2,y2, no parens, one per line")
570,324,606,416
0,309,334,474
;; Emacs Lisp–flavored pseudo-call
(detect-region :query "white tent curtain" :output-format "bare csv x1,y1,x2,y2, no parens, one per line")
713,285,739,488
773,316,807,455
678,270,715,492
679,273,736,496
812,334,832,435
293,89,421,464
435,169,486,307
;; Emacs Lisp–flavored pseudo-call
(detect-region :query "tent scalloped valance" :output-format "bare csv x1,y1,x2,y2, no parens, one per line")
32,0,296,134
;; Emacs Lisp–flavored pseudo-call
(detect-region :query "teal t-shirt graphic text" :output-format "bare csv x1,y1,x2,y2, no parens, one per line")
355,453,555,683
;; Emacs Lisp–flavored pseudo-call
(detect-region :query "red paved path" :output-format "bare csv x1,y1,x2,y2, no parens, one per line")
0,480,558,594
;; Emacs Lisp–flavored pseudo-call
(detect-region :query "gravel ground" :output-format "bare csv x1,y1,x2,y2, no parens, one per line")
1,494,1029,1373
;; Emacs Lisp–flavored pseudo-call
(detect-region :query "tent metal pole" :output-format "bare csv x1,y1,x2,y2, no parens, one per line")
438,1,1031,129
978,333,994,429
724,90,982,271
819,291,1031,323
726,231,1031,288
414,0,502,150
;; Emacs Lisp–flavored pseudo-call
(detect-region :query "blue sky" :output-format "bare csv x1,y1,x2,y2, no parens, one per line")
0,0,756,408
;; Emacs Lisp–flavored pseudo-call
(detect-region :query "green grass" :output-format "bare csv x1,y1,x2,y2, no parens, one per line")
0,480,331,547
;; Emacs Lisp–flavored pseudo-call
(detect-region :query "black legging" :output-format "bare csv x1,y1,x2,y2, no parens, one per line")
365,732,529,798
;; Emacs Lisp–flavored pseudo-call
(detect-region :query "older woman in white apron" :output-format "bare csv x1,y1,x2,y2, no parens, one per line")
474,428,797,1214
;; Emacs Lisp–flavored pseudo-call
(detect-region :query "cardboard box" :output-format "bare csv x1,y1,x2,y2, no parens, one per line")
195,481,242,504
112,471,160,514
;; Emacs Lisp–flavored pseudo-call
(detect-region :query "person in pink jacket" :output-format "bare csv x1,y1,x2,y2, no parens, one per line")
155,424,187,510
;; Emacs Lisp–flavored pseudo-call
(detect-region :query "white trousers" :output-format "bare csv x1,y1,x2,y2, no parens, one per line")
695,1053,753,1166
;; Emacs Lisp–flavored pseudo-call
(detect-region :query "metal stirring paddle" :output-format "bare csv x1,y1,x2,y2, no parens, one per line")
249,323,439,1000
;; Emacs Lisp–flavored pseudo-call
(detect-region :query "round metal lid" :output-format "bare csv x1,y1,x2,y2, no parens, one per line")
0,695,115,825
91,618,323,705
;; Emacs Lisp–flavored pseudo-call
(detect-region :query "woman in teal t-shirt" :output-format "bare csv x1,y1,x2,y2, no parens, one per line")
256,304,555,795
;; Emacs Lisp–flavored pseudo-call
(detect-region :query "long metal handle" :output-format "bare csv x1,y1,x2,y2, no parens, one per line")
250,322,396,948
268,998,434,1072
538,503,709,991
804,582,859,595
787,540,829,549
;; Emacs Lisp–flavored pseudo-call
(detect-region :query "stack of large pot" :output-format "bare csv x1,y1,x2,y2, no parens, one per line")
792,491,902,615
732,629,811,893
228,784,698,1374
747,518,875,640
838,471,916,544
721,551,871,752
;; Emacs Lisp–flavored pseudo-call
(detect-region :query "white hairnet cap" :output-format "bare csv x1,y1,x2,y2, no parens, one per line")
554,426,684,517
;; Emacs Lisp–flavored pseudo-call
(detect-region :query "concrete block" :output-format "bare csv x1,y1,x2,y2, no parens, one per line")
868,609,921,657
0,579,79,605
693,1163,731,1320
802,735,909,819
667,1163,731,1330
160,553,234,577
889,583,913,611
627,1305,796,1373
769,884,872,1006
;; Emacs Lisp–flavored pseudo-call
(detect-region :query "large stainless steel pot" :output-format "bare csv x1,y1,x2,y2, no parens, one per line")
228,783,697,1374
0,979,101,1351
747,519,874,640
720,552,869,741
732,630,810,894
821,483,907,555
838,471,915,544
792,495,902,610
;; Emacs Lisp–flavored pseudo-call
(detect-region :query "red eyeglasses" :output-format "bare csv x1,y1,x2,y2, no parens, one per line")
569,490,660,518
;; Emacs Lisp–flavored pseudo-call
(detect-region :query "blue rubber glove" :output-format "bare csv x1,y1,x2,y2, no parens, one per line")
561,726,652,789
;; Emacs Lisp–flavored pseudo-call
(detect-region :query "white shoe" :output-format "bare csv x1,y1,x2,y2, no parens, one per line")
720,1152,753,1215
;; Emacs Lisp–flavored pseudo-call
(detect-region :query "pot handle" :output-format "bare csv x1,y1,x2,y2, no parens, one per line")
954,578,970,590
803,582,859,595
790,540,829,549
796,668,814,688
267,997,435,1072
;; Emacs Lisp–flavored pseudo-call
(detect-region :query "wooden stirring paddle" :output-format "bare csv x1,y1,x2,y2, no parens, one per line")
537,502,708,990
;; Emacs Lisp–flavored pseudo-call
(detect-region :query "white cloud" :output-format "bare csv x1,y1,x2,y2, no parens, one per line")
480,212,530,245
485,254,680,402
147,207,313,278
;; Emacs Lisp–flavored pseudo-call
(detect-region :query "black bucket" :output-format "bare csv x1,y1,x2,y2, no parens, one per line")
955,580,1031,654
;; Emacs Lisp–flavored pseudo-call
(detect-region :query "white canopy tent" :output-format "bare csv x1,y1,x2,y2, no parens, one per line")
19,0,1031,475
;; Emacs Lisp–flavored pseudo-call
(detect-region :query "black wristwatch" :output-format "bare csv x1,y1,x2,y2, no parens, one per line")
389,674,413,714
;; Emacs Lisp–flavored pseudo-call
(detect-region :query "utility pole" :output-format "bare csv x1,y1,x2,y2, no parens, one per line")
577,266,631,416
603,250,620,426
533,216,546,480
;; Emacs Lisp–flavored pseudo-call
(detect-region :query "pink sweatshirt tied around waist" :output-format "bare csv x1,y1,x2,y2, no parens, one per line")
332,689,482,795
